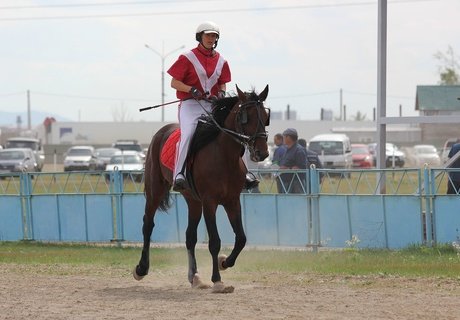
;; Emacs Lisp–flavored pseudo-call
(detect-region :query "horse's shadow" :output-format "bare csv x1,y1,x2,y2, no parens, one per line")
100,285,210,302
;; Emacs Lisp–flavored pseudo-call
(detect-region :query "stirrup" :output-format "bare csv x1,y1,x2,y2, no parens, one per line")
245,172,260,190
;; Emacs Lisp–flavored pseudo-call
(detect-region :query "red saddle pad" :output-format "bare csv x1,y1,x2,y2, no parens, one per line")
160,129,180,171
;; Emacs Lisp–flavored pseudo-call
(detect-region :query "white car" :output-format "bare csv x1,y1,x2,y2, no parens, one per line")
411,145,441,167
63,146,97,172
105,151,144,182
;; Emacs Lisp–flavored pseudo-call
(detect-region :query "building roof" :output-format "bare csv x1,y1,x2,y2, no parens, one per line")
415,85,460,111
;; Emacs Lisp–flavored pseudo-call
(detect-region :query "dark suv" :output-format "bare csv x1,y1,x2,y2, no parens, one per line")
112,140,145,159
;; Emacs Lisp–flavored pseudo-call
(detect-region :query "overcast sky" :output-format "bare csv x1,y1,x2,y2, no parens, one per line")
0,0,459,126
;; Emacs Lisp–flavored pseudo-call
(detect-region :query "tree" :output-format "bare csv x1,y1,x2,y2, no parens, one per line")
434,45,460,85
352,110,367,121
111,101,132,122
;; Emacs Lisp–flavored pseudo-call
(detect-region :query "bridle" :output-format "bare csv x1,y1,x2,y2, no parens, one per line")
233,99,270,154
194,95,270,151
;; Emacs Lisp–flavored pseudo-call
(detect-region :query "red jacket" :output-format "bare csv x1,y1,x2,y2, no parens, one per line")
167,45,231,99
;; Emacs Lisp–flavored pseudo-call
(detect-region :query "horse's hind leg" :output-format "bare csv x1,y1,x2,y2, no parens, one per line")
133,198,157,280
134,180,168,280
185,199,209,289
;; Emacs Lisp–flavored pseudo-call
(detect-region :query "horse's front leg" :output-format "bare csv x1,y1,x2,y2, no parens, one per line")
203,202,234,293
185,200,209,289
221,199,246,269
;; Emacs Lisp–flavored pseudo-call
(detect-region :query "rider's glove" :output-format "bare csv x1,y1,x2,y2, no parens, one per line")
189,87,202,99
217,90,226,99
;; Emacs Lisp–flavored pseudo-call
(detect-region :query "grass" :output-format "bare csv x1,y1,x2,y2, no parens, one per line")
1,241,459,279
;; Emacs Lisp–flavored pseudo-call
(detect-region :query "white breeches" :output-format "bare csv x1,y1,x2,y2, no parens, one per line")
174,99,213,178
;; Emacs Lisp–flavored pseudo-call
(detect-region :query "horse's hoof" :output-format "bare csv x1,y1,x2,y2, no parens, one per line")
133,267,145,281
212,281,234,294
218,254,228,271
191,273,211,289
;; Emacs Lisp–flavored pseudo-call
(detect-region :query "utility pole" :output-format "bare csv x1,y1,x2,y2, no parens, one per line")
339,88,343,121
377,0,388,193
145,42,185,122
27,90,31,130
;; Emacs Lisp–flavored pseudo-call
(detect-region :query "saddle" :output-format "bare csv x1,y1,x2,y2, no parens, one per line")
160,96,238,173
160,115,221,172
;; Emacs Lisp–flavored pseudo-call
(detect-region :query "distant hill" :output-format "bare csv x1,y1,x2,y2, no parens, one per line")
0,110,72,127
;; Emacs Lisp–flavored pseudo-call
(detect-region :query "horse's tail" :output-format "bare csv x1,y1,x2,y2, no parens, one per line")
158,186,171,212
144,124,176,212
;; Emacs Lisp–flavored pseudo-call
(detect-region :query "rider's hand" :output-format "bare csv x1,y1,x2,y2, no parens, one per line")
189,87,202,99
217,90,226,99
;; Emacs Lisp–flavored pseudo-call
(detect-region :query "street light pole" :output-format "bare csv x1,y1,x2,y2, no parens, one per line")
145,42,185,122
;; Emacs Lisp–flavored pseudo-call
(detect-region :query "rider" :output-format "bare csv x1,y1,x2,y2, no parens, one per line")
168,21,259,191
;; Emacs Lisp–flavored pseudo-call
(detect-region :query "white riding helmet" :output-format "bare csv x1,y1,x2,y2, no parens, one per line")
195,21,220,49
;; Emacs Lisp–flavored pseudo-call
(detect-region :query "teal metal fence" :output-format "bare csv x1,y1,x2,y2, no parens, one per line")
1,167,459,248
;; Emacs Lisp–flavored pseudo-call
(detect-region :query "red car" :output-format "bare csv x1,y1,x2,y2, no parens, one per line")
351,144,374,168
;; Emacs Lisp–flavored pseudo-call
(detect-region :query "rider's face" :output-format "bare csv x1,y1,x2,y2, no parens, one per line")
202,33,218,49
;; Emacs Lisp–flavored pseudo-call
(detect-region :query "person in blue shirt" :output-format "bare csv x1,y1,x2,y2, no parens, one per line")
279,128,307,193
447,140,460,194
272,133,287,193
272,133,286,166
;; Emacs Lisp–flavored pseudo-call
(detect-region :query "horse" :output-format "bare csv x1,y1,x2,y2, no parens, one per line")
133,85,270,293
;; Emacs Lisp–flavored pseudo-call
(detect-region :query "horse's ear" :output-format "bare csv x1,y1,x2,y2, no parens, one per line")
236,84,246,102
258,85,269,102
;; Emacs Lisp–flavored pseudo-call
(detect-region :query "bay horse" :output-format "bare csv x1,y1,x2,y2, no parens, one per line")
133,85,270,293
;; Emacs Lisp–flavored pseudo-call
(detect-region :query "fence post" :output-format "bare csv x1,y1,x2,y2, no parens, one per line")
309,165,320,253
423,166,433,247
110,169,124,243
20,172,33,240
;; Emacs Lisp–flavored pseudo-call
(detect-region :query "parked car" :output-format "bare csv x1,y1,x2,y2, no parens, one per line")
0,148,38,175
112,140,145,160
368,142,406,168
5,137,44,171
63,146,97,171
95,147,120,170
410,144,441,167
308,134,353,170
441,138,459,164
351,144,373,168
105,151,144,182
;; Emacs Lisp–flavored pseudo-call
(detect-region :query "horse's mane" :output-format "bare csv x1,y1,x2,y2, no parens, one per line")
211,96,239,126
211,90,260,126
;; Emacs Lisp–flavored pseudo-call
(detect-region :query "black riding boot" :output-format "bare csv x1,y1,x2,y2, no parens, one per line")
244,173,259,190
173,173,187,191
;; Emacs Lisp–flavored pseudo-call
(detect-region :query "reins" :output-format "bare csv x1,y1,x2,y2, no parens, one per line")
194,98,264,148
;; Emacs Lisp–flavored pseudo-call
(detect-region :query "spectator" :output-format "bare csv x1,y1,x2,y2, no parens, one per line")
298,138,307,149
447,139,460,195
279,128,307,194
272,133,287,193
272,133,286,166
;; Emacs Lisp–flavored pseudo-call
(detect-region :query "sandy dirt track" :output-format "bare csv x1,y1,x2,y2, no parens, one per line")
1,263,459,320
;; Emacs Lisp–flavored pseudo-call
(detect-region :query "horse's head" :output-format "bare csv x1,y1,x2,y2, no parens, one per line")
234,84,270,162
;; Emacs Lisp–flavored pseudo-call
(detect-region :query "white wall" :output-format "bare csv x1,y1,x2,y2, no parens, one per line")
44,120,418,146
